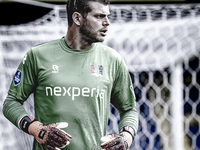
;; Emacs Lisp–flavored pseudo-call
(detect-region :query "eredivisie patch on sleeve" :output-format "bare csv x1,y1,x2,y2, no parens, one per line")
13,70,22,86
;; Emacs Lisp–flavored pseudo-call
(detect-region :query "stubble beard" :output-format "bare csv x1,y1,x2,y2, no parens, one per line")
80,20,104,45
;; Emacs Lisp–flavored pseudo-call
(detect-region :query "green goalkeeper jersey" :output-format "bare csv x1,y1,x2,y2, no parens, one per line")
3,37,138,150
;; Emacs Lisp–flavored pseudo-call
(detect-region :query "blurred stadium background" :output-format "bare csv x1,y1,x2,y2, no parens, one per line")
0,0,200,150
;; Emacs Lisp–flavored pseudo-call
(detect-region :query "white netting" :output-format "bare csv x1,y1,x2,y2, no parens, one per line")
0,3,200,150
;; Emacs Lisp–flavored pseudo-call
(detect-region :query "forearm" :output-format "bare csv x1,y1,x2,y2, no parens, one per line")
3,94,29,128
119,107,138,136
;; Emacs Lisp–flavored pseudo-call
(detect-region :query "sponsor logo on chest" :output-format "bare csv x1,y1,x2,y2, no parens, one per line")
46,86,105,101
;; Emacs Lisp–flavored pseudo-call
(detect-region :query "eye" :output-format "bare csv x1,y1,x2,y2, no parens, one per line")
95,14,105,19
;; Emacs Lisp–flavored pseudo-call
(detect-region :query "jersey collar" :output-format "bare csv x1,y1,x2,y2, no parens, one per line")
59,37,97,54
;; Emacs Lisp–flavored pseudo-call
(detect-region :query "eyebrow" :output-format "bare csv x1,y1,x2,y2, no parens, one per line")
95,11,110,16
95,13,109,16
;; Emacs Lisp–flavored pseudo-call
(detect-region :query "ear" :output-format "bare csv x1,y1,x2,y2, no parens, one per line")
72,12,82,26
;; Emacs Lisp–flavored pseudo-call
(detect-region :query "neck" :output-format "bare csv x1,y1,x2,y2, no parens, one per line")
65,27,93,50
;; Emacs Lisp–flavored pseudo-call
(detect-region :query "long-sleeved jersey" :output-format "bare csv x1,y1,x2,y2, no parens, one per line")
3,37,138,150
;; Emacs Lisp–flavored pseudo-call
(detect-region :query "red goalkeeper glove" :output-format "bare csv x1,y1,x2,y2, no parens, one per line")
20,116,72,150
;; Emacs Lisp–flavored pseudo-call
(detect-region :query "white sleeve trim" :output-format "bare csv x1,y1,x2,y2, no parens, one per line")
18,116,26,129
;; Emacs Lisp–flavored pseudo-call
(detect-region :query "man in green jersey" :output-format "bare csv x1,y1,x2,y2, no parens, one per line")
3,0,138,149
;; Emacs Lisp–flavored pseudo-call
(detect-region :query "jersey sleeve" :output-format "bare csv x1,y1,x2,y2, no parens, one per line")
3,49,37,128
111,58,138,134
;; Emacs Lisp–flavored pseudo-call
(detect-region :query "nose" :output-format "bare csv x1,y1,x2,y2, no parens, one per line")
103,16,110,26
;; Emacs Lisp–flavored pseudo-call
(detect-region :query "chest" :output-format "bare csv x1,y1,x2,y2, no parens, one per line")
36,52,113,99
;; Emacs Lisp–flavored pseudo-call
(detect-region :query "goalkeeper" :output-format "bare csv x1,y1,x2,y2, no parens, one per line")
2,0,138,149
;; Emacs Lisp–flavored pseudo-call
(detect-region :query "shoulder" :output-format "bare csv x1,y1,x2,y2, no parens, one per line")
26,38,61,61
95,43,126,71
23,38,61,65
96,43,123,61
31,39,60,53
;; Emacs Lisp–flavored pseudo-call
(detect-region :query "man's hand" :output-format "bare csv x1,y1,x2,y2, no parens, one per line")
28,119,71,150
100,133,129,150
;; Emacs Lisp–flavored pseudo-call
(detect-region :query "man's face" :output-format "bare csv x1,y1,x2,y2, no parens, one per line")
80,2,110,43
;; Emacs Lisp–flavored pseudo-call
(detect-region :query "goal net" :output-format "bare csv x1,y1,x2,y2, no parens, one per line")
0,3,200,150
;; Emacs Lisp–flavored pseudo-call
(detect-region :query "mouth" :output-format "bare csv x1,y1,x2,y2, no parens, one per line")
99,29,108,36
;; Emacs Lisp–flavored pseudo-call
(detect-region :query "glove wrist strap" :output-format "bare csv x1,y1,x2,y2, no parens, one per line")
20,116,37,134
120,126,135,142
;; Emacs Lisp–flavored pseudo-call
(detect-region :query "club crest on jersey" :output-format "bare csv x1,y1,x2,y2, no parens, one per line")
90,64,103,77
13,70,21,86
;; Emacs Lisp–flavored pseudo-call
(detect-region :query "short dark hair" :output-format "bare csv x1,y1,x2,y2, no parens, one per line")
66,0,110,26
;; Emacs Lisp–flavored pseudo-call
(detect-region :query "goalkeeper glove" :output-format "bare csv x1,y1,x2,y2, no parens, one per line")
20,116,72,150
100,133,128,150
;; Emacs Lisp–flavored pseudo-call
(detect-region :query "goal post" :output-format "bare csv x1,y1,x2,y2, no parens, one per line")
171,63,184,150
